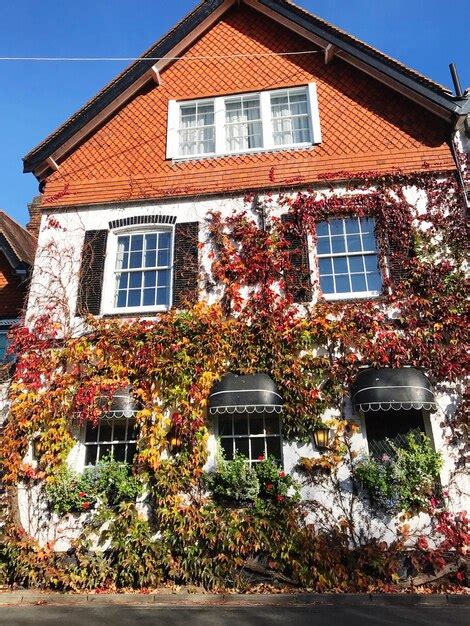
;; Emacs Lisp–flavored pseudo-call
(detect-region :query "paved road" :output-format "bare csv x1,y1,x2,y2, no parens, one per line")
1,605,469,625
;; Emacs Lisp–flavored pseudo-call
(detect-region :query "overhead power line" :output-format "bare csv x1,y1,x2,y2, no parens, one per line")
0,50,320,62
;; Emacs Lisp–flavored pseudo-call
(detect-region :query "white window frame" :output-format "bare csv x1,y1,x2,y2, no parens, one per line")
0,319,15,364
166,83,321,160
82,415,138,467
216,412,284,467
101,225,175,316
316,217,382,301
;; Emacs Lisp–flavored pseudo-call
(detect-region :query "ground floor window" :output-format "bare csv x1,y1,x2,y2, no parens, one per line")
84,417,138,466
218,412,283,464
364,409,426,459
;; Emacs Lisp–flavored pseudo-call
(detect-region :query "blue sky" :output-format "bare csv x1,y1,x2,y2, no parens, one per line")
1,0,468,225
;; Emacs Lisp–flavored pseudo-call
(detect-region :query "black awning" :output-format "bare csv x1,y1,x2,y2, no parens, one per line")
351,367,436,413
209,373,283,415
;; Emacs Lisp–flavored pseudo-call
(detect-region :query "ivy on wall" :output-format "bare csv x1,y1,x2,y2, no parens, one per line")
0,170,468,590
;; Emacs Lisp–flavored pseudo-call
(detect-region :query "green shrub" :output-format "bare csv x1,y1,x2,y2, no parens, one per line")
254,454,300,504
45,457,143,516
354,432,443,514
204,454,260,504
45,467,99,516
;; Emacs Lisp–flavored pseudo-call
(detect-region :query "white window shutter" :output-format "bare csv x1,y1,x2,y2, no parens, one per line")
166,99,179,159
308,83,322,145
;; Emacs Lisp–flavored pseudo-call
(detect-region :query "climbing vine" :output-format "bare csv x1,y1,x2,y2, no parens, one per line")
0,169,468,591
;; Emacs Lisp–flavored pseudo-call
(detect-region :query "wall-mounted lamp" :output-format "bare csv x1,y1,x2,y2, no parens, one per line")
312,424,332,451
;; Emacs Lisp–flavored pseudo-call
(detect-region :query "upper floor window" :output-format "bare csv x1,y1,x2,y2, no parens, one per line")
101,228,173,315
0,331,8,363
317,217,382,300
167,84,321,160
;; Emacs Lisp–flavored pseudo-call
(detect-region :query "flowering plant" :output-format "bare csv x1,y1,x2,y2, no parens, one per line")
354,432,443,514
254,455,300,504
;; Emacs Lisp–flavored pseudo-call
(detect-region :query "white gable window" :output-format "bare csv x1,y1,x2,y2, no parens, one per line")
317,217,383,300
178,100,215,157
167,84,321,160
102,228,174,314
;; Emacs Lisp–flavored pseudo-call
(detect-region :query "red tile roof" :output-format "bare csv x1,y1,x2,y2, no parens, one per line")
40,4,455,208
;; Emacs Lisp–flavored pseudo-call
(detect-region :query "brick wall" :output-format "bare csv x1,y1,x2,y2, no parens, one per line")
0,252,27,318
41,3,455,208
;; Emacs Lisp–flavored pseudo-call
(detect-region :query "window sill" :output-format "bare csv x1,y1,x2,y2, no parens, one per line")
169,142,319,164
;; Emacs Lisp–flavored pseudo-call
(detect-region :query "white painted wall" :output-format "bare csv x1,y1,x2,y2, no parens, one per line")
16,186,469,546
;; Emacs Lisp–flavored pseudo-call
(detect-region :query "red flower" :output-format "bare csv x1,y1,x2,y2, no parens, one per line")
279,471,286,479
456,571,465,582
258,455,265,461
266,483,273,491
81,502,91,511
417,536,428,551
276,495,285,502
78,492,87,498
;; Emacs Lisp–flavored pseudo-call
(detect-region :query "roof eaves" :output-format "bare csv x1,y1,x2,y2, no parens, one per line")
0,211,36,266
261,0,461,113
23,0,228,173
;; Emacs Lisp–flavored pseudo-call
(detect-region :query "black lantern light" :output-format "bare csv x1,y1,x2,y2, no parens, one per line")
312,424,332,451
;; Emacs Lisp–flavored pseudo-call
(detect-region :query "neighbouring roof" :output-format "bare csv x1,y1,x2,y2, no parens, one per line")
23,0,469,177
0,211,36,267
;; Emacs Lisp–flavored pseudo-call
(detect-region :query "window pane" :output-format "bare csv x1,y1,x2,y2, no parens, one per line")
157,270,170,288
144,250,156,268
219,417,233,436
144,271,156,288
266,437,282,461
335,275,350,293
221,438,234,460
129,251,142,268
157,249,170,267
85,446,98,466
367,272,382,292
360,218,375,234
346,234,362,253
156,288,169,306
265,416,280,435
127,290,141,307
251,437,265,460
330,220,344,236
234,415,249,435
319,258,332,275
345,219,360,234
317,238,331,255
235,437,249,458
99,420,113,441
98,444,111,461
351,274,367,292
364,255,379,272
361,234,376,252
131,235,144,251
320,275,334,294
113,421,127,441
250,417,264,435
116,291,127,308
114,444,126,463
146,234,157,250
0,333,9,362
128,421,139,440
143,289,156,306
333,257,348,274
316,222,328,237
330,237,346,253
127,443,137,464
349,256,364,273
129,273,142,289
85,423,98,442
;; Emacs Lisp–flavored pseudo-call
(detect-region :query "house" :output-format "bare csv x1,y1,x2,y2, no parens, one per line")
6,0,469,566
0,209,36,374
